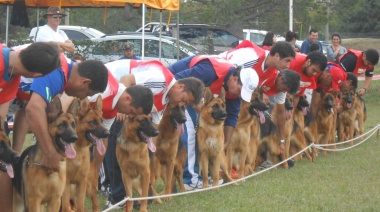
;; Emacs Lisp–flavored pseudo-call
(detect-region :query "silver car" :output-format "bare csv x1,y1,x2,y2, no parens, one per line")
87,32,204,66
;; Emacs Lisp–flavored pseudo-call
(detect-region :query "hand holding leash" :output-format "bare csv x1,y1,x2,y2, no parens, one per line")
357,88,366,96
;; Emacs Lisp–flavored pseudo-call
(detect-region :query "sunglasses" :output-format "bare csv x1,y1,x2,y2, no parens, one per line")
51,15,63,19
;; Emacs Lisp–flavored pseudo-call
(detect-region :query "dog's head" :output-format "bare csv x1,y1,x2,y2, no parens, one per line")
167,103,186,137
124,114,159,152
0,116,19,178
297,95,309,115
321,93,335,114
247,92,268,124
340,90,355,109
202,88,227,123
47,96,79,159
285,94,294,120
78,95,110,156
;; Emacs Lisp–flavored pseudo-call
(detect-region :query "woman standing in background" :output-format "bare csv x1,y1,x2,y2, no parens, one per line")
262,32,276,50
327,33,347,62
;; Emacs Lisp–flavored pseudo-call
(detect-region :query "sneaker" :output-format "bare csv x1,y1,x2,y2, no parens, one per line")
208,177,224,186
184,180,203,191
230,168,239,179
104,200,126,210
258,160,273,170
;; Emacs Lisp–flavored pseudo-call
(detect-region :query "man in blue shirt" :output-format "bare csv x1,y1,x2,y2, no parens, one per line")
119,43,141,60
300,29,323,54
168,55,259,190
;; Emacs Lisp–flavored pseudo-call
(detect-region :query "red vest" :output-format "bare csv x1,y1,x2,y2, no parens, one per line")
260,69,280,97
130,60,175,112
190,55,232,95
98,71,120,119
289,53,316,96
0,46,21,104
226,40,267,77
339,49,373,76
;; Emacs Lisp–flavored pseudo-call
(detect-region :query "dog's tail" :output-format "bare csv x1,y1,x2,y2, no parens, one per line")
12,145,36,195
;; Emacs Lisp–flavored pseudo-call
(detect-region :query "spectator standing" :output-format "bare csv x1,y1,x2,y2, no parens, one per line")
262,32,276,50
119,43,141,60
285,30,300,52
300,29,323,54
326,33,347,62
32,6,74,53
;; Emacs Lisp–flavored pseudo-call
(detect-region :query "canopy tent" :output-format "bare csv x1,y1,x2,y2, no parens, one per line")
1,0,181,60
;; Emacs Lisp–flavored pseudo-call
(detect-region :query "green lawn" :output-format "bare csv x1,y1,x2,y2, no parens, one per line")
19,80,380,212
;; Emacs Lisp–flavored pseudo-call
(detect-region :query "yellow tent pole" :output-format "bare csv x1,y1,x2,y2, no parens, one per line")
104,7,107,25
167,10,172,26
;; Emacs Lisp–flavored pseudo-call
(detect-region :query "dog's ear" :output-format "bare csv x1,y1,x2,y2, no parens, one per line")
67,98,80,118
219,87,225,101
79,98,91,119
47,96,63,122
203,87,213,105
94,95,103,111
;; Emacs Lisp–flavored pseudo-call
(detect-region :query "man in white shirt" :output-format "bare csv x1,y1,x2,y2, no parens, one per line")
32,6,74,53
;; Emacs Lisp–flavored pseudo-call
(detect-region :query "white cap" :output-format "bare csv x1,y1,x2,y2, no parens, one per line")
240,68,259,102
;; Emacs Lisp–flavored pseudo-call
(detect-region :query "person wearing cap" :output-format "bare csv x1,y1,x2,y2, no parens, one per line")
336,48,379,96
167,55,259,190
310,62,358,118
33,6,74,53
119,43,141,60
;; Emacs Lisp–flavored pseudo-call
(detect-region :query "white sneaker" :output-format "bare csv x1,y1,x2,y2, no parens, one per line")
184,180,203,191
104,200,125,210
208,176,224,186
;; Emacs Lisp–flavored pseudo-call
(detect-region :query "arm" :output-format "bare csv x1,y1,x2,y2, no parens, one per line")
25,93,63,172
276,103,286,154
358,76,372,96
120,74,136,87
300,40,309,54
57,40,75,53
223,97,241,150
0,101,11,119
223,126,235,150
310,89,321,118
326,45,336,62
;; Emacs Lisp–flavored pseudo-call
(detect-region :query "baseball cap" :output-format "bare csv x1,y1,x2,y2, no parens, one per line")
43,6,67,18
124,43,134,51
240,67,259,102
328,64,347,91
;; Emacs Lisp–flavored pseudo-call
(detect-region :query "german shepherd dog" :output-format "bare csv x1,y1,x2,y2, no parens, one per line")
13,96,79,212
228,92,268,178
0,115,20,178
290,95,313,161
117,114,159,212
257,94,294,169
317,92,336,155
150,103,186,201
61,96,110,212
197,88,234,188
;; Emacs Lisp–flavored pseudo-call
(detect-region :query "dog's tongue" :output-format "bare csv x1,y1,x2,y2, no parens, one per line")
302,107,307,115
177,122,184,137
285,110,292,120
147,137,156,152
6,164,14,178
65,143,76,159
258,111,266,124
95,137,106,156
347,103,352,109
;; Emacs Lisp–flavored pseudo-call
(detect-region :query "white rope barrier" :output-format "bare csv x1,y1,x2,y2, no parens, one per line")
103,124,380,211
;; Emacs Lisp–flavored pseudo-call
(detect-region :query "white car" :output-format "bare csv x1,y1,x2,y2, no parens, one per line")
29,25,105,41
87,33,204,66
243,29,286,46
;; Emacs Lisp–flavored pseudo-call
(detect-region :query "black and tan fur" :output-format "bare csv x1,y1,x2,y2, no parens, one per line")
13,96,79,212
117,114,159,212
317,93,336,155
197,88,234,188
61,96,110,212
150,103,187,201
0,115,19,177
228,92,268,178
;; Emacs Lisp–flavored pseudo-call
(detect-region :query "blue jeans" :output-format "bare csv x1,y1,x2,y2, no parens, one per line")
104,121,125,202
